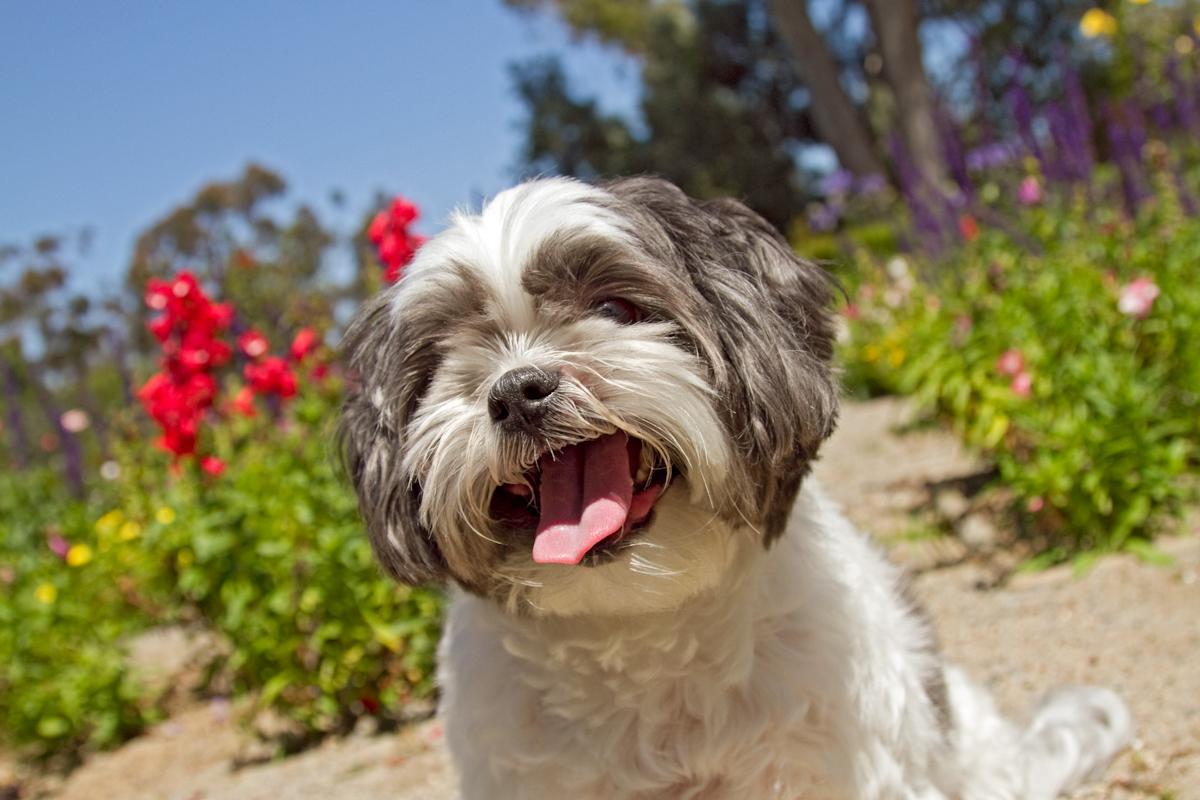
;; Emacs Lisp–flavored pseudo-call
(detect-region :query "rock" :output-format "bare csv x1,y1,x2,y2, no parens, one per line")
935,489,971,521
957,513,998,552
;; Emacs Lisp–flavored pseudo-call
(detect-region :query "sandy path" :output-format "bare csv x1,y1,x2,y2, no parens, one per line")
9,398,1198,799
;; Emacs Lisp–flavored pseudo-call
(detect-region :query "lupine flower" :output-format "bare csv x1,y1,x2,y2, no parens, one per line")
820,169,855,196
997,348,1026,377
368,197,427,283
1018,177,1042,205
856,174,888,194
806,203,838,232
1117,278,1160,318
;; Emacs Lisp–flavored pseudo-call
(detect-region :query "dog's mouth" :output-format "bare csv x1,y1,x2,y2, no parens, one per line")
489,433,671,565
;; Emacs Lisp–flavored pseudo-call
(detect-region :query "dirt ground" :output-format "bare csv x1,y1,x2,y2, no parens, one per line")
5,397,1198,800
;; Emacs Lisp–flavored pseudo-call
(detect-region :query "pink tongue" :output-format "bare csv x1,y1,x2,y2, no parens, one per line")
532,433,632,564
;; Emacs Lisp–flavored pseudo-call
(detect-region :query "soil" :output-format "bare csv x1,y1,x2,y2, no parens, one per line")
3,397,1197,799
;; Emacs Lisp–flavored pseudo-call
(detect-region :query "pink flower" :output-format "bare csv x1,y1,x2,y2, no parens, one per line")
1027,496,1045,513
1117,277,1160,319
48,534,70,560
996,348,1026,377
1017,176,1042,205
844,303,860,320
1010,371,1033,398
201,456,226,476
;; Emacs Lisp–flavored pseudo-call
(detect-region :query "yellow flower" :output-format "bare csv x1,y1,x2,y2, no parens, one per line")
1080,8,1118,37
888,347,906,367
66,544,93,567
94,509,124,536
1194,13,1200,36
155,506,176,525
35,583,57,604
118,521,143,541
177,549,195,568
1128,0,1150,4
863,344,882,363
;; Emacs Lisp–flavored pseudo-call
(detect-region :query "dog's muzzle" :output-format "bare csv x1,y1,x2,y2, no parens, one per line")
487,366,561,437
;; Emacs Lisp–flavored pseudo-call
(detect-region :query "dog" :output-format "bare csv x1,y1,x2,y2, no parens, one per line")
340,176,1133,799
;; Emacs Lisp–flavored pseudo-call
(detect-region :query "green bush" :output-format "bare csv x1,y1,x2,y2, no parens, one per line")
0,372,444,761
0,468,155,760
841,169,1200,562
106,375,444,737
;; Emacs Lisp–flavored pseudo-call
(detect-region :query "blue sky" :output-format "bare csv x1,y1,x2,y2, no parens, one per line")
0,1,641,295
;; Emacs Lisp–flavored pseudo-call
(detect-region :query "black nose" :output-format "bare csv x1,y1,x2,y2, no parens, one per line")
487,366,560,435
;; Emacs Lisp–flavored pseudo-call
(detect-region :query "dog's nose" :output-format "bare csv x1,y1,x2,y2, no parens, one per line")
487,366,561,435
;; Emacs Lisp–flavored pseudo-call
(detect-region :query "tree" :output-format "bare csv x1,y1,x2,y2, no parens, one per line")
509,0,816,229
766,0,886,178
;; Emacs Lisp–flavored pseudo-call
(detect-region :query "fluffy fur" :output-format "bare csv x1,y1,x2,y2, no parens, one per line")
341,176,1132,799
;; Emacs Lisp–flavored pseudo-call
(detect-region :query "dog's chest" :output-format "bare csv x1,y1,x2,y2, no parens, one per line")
441,591,854,799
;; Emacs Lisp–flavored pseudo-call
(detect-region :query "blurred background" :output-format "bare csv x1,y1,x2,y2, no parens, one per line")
3,0,1199,785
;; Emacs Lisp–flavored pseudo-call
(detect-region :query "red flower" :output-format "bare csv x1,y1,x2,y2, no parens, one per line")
368,197,426,283
958,214,980,242
231,386,257,417
238,329,271,360
245,356,297,399
201,456,226,476
290,327,318,362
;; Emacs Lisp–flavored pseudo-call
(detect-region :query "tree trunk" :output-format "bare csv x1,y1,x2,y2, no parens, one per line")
862,0,951,191
767,0,887,178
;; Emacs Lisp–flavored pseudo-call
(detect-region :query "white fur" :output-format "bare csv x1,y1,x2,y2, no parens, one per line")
439,484,1131,799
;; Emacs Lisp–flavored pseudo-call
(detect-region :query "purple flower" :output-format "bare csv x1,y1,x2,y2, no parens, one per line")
820,169,855,196
806,203,839,232
856,174,888,194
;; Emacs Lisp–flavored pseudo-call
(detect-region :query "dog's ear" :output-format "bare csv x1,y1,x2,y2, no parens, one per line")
339,291,449,586
602,177,840,541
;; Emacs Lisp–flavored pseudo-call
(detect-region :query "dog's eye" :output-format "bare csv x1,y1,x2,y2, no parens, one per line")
593,298,641,324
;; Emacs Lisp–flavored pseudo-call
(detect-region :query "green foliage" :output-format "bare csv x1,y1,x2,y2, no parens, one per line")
0,468,154,759
840,169,1200,560
108,378,443,737
0,374,444,762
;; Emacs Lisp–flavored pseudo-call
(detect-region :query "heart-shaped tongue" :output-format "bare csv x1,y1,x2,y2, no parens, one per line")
532,433,632,564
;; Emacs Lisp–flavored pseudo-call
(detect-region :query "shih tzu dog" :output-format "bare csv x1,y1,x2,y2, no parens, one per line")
340,176,1132,799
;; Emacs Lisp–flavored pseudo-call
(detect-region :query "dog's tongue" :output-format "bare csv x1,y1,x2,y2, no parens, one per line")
533,433,632,564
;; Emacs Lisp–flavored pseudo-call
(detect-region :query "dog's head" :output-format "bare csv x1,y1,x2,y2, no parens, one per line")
341,176,837,615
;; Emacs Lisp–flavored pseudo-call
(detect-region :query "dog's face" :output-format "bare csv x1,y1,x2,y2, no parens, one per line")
341,177,837,615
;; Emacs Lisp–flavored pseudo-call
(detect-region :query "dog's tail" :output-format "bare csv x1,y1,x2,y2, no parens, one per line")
1019,686,1134,800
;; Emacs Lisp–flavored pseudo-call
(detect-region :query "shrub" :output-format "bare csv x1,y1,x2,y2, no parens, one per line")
107,376,443,738
0,467,155,760
841,167,1200,562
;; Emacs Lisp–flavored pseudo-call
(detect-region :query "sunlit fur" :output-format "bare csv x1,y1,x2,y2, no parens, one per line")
340,176,1133,798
